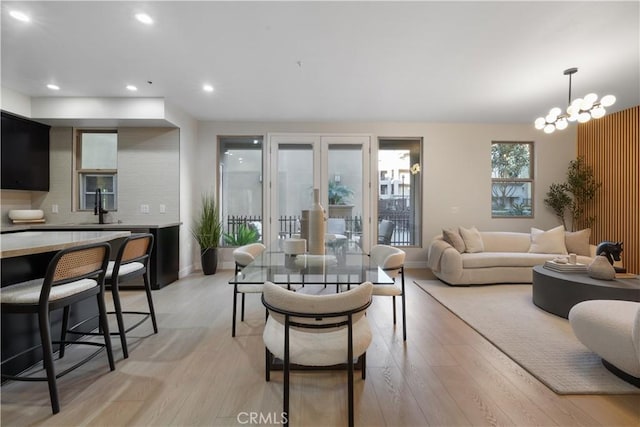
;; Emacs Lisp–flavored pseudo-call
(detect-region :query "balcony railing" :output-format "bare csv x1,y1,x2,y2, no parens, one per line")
226,213,412,246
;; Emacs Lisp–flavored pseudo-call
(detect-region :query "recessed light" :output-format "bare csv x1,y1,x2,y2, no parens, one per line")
203,84,214,93
135,13,153,25
126,85,138,91
10,10,31,22
47,84,60,91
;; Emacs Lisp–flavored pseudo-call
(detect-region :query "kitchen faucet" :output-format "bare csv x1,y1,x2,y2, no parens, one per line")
94,188,108,224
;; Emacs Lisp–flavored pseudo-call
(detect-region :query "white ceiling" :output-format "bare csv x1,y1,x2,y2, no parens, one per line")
1,1,638,123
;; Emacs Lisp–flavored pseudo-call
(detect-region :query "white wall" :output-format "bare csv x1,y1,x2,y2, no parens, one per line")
1,87,31,117
197,121,576,267
29,127,180,227
166,102,199,277
1,91,199,277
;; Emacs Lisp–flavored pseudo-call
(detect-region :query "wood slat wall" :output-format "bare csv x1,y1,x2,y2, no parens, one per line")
577,105,639,274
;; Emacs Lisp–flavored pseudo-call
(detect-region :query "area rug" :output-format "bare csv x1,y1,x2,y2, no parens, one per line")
413,280,639,395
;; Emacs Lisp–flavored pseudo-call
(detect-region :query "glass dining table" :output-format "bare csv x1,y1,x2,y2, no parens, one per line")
228,243,394,287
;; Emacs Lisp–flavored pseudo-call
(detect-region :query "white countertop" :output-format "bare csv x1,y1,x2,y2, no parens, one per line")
0,230,131,258
1,222,181,233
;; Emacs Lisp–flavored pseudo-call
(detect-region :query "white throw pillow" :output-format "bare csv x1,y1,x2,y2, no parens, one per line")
459,226,484,253
442,228,466,253
529,225,568,254
565,228,591,256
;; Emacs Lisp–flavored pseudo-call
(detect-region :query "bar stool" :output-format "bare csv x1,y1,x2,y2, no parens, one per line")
0,242,115,414
107,233,157,358
63,233,156,359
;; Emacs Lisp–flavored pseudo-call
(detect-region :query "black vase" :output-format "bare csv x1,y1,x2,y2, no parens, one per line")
201,247,218,275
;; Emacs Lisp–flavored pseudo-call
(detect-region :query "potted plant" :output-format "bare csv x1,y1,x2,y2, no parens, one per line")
328,181,354,218
192,193,223,275
224,224,259,246
544,157,601,231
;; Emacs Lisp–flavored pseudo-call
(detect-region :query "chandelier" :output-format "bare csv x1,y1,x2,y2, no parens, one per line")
534,67,616,134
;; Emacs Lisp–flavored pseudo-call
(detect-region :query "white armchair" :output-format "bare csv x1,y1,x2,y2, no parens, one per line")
262,281,373,427
569,300,640,387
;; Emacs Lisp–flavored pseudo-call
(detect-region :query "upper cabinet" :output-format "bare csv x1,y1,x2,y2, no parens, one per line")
1,111,50,191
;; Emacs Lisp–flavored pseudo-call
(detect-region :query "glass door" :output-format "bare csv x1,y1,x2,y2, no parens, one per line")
267,135,319,244
267,134,371,249
322,136,370,249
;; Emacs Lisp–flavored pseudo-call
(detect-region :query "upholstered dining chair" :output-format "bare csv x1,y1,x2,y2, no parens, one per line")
370,244,407,341
0,242,115,414
378,220,395,245
262,281,373,427
232,242,266,337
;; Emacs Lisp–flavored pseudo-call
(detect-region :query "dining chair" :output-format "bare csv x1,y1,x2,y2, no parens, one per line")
378,220,395,245
232,242,266,337
370,244,407,341
0,242,115,414
262,281,373,427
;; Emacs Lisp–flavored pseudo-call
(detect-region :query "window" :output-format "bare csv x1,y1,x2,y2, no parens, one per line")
491,141,533,218
75,130,118,211
219,136,264,245
378,138,422,246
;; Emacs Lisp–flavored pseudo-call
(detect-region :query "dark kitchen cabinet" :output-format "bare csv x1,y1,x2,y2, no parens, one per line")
1,111,50,191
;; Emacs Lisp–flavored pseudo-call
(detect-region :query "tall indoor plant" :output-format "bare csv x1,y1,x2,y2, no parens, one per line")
544,157,601,231
192,193,223,275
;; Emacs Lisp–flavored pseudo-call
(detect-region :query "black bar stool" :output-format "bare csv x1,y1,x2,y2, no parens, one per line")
63,233,157,359
1,242,115,414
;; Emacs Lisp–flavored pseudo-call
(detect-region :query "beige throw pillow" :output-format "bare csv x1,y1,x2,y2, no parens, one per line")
529,225,567,254
442,228,466,253
459,226,484,253
565,228,591,256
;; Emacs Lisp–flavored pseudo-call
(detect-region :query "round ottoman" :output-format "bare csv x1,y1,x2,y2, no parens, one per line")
569,300,640,387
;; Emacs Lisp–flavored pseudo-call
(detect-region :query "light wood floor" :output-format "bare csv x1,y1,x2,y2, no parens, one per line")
2,269,638,426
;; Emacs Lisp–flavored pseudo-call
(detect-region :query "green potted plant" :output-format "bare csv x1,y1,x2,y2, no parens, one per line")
328,181,354,218
224,224,259,246
192,193,223,275
544,157,601,231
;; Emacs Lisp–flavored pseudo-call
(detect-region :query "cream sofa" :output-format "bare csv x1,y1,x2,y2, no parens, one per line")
427,228,594,286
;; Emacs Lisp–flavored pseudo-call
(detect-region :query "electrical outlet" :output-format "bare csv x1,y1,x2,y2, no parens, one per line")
140,204,150,214
159,204,166,214
52,204,59,214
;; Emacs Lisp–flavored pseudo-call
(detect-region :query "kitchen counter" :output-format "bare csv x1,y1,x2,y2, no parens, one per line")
1,230,131,258
1,223,181,290
1,221,181,233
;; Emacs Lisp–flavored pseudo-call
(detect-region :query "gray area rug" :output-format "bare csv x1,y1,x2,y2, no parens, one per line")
414,280,640,395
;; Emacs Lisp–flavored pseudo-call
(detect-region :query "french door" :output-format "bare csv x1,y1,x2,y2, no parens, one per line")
266,134,372,249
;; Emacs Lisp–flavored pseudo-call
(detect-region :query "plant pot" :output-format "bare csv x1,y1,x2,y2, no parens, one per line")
201,247,218,275
328,204,354,219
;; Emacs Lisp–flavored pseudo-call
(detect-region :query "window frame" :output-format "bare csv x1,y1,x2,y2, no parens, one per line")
491,141,534,219
377,137,423,247
218,135,265,246
73,129,118,212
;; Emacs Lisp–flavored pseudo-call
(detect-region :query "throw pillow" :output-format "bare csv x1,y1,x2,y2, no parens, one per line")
442,228,466,253
459,226,484,253
565,228,591,256
529,225,568,254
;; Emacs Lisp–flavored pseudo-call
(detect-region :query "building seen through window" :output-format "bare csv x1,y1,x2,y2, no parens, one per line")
378,138,422,246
